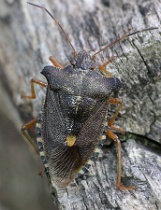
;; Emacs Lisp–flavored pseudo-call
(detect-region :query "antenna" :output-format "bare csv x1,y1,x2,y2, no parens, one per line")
91,27,158,60
27,2,77,58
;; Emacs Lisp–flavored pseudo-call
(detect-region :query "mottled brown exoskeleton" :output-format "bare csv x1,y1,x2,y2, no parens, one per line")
21,2,157,189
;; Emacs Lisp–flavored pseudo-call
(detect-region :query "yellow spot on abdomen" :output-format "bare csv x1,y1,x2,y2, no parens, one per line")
66,135,76,147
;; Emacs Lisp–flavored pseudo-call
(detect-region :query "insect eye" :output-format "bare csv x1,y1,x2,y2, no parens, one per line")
70,58,76,68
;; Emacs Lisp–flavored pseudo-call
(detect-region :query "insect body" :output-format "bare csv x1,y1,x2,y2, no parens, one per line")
21,2,157,189
37,52,122,187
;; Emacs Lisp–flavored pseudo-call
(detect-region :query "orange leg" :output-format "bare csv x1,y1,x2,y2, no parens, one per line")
38,165,45,177
21,118,38,153
21,79,47,99
108,98,125,133
21,79,47,173
106,129,134,190
21,119,46,175
109,125,125,134
49,56,64,69
99,56,117,77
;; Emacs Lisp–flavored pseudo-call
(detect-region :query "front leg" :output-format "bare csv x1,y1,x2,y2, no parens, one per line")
21,78,47,99
99,56,117,77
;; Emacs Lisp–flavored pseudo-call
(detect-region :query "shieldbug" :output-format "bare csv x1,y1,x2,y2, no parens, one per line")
21,2,157,189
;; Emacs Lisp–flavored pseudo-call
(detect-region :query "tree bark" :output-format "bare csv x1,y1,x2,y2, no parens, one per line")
0,0,161,209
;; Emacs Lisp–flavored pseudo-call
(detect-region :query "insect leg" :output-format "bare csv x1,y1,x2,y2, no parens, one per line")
21,118,39,152
21,78,47,99
106,129,134,190
108,98,125,133
22,119,47,175
99,56,117,77
49,56,64,68
38,165,45,176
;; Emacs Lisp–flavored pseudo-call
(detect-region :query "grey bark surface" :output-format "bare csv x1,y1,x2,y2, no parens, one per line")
0,0,161,210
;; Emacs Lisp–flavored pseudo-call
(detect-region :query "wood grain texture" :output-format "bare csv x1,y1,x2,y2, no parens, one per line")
0,0,161,209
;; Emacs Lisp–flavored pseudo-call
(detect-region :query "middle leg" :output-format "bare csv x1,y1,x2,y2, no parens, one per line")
106,129,134,190
108,97,125,134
